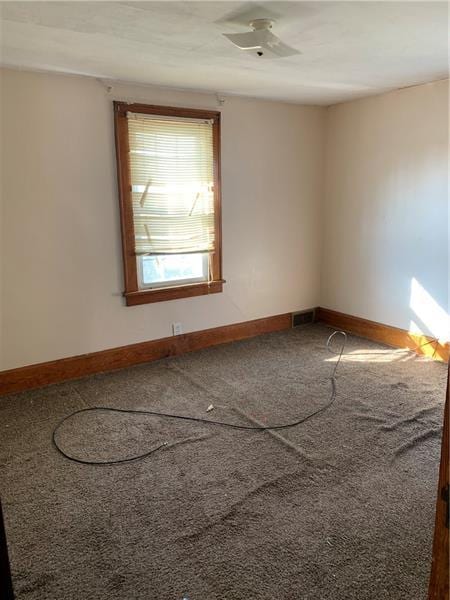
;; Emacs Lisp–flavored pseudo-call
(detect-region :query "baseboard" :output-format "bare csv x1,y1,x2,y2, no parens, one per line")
3,307,445,397
316,307,449,363
0,313,292,396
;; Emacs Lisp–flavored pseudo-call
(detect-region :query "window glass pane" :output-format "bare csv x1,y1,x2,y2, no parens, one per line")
140,253,207,287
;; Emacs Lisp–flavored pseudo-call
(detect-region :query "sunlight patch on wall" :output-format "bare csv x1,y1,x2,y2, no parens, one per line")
409,319,423,336
409,277,450,341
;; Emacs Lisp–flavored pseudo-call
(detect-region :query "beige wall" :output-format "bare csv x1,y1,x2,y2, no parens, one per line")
0,68,326,370
2,68,448,371
321,79,449,341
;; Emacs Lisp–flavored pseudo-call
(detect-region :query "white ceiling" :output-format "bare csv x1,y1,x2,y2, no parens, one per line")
0,1,448,105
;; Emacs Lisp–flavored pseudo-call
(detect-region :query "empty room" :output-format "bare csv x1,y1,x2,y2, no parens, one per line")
0,2,449,599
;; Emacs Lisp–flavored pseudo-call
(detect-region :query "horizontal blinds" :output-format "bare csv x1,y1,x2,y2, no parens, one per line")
127,112,215,255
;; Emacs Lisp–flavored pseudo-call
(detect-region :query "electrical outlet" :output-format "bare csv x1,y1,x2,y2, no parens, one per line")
172,322,183,336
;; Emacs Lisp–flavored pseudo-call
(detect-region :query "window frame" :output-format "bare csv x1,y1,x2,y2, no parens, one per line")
114,101,223,306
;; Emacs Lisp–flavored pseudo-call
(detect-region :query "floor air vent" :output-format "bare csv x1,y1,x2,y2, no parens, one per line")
292,309,315,327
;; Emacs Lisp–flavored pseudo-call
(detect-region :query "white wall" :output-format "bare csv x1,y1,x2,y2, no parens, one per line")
0,68,325,370
321,80,449,341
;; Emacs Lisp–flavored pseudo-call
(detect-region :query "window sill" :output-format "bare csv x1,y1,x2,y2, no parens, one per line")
124,280,224,306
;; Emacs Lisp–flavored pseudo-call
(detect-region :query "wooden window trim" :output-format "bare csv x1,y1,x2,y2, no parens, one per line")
114,101,223,306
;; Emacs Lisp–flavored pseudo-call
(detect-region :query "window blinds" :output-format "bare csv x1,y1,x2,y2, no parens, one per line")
127,112,215,256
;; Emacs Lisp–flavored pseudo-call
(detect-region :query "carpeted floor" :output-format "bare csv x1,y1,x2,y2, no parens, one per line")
0,324,447,600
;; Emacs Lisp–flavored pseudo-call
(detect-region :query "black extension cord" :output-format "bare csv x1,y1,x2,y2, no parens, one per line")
52,331,347,465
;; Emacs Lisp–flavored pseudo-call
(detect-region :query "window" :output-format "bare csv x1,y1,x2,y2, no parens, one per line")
114,102,223,306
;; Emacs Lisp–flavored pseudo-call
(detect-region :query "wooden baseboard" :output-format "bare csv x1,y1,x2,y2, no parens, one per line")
0,313,292,396
316,307,450,363
2,307,446,397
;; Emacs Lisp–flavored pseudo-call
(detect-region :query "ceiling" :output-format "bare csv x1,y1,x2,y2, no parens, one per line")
0,1,448,105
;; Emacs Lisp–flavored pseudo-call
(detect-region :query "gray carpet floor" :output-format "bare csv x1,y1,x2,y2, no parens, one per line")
0,324,447,600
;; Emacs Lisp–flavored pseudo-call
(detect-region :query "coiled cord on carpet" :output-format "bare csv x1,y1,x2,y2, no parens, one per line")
52,331,347,465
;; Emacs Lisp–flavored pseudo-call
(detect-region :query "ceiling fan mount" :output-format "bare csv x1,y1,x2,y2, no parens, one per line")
222,18,300,59
248,18,274,31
